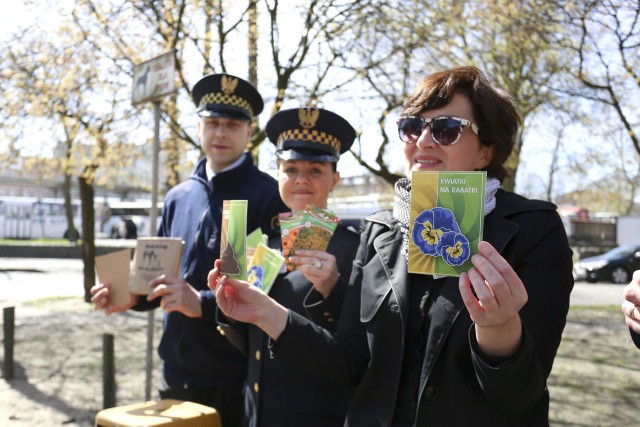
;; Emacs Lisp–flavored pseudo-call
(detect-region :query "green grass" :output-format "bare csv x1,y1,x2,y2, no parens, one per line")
569,304,621,312
24,295,84,307
0,238,79,245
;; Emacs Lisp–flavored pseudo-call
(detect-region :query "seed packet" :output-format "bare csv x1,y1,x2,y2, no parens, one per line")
247,243,285,294
128,237,184,295
220,200,248,280
408,171,486,277
279,210,305,265
246,227,267,262
280,205,340,271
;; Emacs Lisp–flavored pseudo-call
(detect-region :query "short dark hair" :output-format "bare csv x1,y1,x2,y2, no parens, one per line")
401,66,520,182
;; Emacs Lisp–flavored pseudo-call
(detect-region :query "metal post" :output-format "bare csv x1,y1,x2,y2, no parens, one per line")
145,311,155,401
144,101,161,400
102,333,116,408
2,307,15,379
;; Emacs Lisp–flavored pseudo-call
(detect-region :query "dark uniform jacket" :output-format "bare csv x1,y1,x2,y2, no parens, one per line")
218,223,360,427
631,330,640,349
272,189,574,426
134,153,288,390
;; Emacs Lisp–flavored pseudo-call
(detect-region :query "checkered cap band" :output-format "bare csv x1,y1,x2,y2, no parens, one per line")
277,129,341,152
199,92,254,116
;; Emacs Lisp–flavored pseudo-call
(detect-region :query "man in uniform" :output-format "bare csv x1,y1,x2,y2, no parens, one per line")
91,73,287,426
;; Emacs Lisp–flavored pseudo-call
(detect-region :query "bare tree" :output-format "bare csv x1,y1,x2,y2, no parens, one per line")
571,1,640,157
334,0,573,190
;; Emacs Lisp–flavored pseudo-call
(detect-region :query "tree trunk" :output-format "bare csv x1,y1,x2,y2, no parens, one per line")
248,0,258,89
79,176,96,302
503,129,524,192
248,0,260,163
546,130,563,203
165,94,180,191
63,172,80,241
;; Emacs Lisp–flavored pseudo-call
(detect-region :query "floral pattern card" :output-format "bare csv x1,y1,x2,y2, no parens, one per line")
408,171,486,277
279,205,339,271
247,243,284,294
220,200,248,280
279,210,305,264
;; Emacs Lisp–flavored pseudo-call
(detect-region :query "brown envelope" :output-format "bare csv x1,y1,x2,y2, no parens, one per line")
95,249,132,307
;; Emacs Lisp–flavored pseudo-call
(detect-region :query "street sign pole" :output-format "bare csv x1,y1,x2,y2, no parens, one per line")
132,51,176,401
144,101,161,400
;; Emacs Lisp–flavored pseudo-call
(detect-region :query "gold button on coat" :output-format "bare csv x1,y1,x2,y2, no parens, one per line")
254,382,260,393
255,350,261,361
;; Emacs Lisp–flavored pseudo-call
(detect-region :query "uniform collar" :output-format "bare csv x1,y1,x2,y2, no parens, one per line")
206,154,247,181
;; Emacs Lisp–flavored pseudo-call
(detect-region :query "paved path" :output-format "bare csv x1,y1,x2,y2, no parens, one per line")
0,258,86,305
0,257,626,306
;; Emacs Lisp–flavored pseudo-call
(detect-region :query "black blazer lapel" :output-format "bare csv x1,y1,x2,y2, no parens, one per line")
483,210,519,254
370,225,409,325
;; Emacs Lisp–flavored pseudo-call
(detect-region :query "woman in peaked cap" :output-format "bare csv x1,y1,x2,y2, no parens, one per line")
214,107,361,427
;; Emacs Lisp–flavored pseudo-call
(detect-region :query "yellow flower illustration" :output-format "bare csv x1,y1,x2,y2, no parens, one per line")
421,220,444,245
445,241,464,259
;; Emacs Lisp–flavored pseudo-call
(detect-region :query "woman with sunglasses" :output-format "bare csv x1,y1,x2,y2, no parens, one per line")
209,66,574,425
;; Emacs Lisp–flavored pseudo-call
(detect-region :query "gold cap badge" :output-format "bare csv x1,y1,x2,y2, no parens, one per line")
298,107,320,129
221,75,238,95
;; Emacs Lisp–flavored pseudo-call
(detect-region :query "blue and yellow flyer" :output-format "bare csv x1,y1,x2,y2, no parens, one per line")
247,243,285,294
408,171,486,276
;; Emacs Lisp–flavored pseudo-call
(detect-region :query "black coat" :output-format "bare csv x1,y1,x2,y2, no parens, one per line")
273,189,574,426
218,223,360,427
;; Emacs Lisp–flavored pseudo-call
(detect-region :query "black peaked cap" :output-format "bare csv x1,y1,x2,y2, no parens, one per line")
192,73,263,121
266,107,356,162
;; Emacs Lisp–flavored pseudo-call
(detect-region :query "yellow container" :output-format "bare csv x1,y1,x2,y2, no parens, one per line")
95,399,220,427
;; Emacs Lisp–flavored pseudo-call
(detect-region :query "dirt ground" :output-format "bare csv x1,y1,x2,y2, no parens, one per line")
0,298,639,426
0,298,163,426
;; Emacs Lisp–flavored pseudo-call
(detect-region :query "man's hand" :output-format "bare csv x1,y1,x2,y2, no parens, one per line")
147,274,202,318
90,282,137,315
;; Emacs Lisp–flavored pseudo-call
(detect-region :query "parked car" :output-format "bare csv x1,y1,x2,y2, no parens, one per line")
573,244,640,284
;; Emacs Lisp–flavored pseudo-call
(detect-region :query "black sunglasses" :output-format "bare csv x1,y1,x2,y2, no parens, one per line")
396,116,479,146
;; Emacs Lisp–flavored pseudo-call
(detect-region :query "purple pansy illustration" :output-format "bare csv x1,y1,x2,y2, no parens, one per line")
439,231,470,266
247,265,265,289
412,207,461,256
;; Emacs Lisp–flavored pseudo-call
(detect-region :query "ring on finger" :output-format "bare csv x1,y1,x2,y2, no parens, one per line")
313,260,322,269
631,305,640,321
